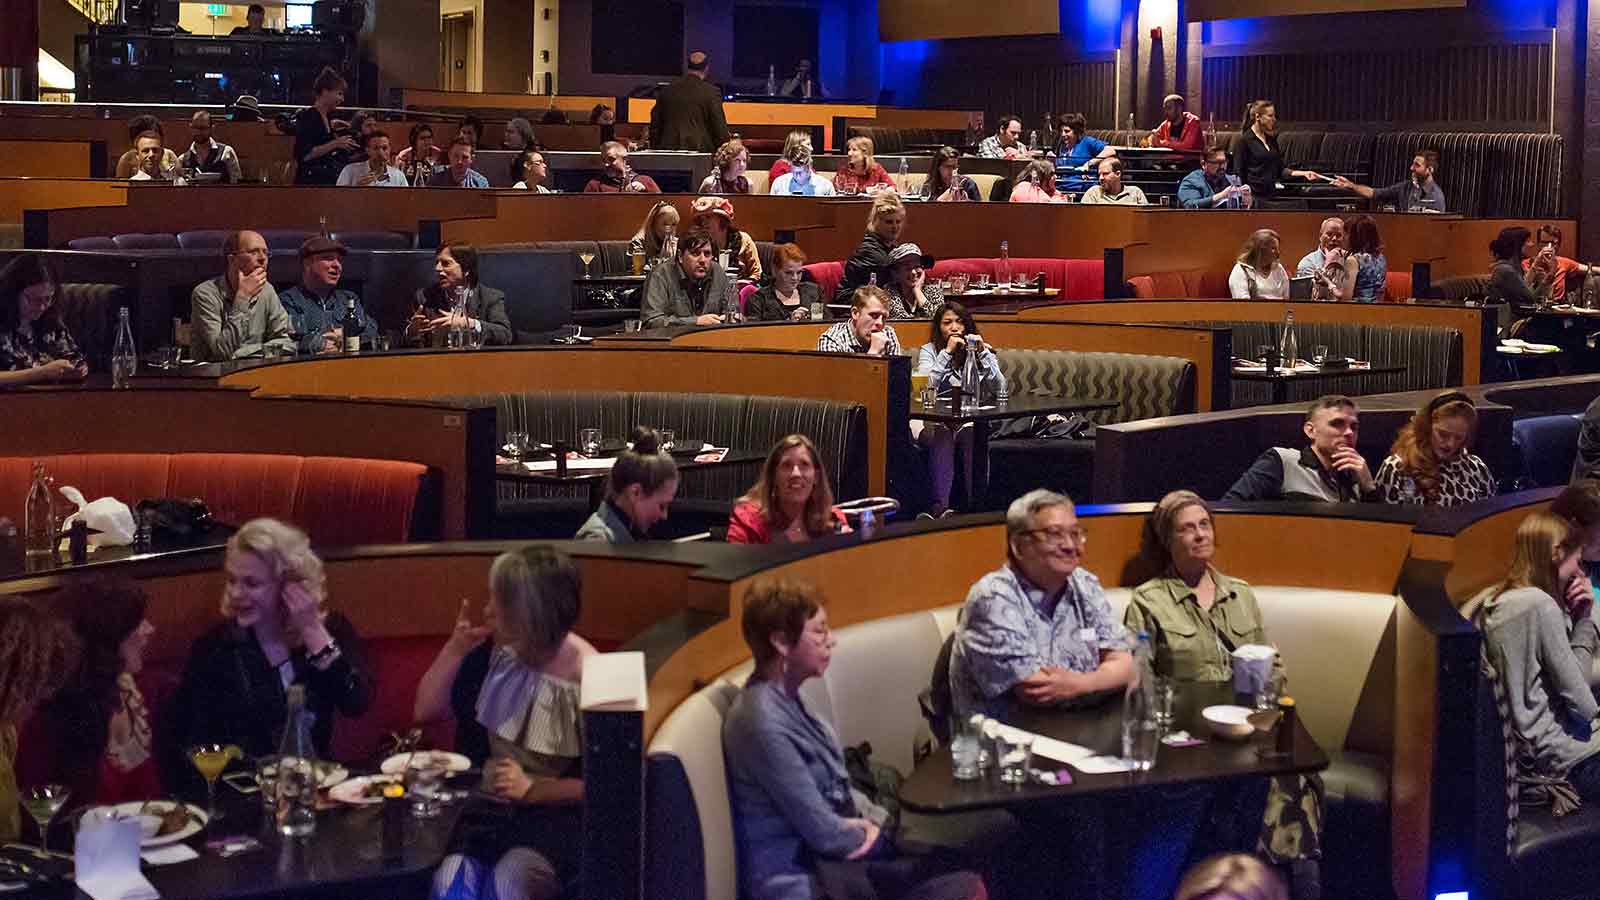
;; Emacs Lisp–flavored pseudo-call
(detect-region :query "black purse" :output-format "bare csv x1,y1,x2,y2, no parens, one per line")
135,498,216,538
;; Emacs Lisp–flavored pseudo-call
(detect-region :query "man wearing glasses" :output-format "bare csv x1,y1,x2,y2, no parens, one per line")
1177,146,1251,210
190,230,294,361
950,488,1135,720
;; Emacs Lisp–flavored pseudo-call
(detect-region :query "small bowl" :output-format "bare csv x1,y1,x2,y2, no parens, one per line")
136,814,164,840
1202,704,1256,741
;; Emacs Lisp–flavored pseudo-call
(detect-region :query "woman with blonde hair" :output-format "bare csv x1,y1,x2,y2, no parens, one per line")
1009,159,1069,203
832,136,893,195
833,191,906,303
1228,229,1290,299
1469,511,1600,801
700,138,752,194
767,129,813,185
727,435,850,544
627,200,681,261
165,518,373,790
1175,853,1288,900
1374,391,1495,506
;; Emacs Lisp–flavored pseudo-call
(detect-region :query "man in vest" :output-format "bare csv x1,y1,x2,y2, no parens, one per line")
1224,395,1379,502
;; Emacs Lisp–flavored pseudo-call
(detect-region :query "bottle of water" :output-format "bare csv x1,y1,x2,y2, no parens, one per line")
858,507,876,539
659,225,677,268
960,334,981,413
995,240,1012,293
1279,309,1298,370
24,463,54,558
448,287,467,349
722,265,741,324
1126,112,1136,135
1028,129,1039,151
765,64,777,96
896,157,909,191
111,307,137,388
275,684,318,837
868,271,878,288
1121,632,1159,772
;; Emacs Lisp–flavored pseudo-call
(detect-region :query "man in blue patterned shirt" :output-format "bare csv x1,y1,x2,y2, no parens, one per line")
950,488,1134,719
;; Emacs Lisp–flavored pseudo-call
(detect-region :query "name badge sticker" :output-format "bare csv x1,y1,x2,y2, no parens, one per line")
1076,627,1097,643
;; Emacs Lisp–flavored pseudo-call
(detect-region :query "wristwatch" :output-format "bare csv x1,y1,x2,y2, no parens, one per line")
308,640,341,668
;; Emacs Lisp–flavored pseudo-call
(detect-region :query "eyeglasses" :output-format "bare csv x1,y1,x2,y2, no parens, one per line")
1023,526,1087,546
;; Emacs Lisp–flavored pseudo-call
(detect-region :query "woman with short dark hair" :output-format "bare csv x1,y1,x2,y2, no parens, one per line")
574,428,680,542
723,579,987,900
0,254,87,387
918,147,980,203
727,435,849,544
915,302,1002,515
1343,214,1388,302
1488,225,1550,305
293,66,356,185
397,122,439,188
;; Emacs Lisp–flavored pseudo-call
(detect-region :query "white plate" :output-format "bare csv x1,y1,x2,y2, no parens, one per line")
85,802,207,847
379,751,472,776
328,774,402,806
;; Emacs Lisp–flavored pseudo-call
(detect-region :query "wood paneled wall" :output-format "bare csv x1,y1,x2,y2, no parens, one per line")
917,60,1118,135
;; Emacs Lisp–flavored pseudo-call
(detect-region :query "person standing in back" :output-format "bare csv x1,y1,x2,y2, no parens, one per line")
649,50,730,152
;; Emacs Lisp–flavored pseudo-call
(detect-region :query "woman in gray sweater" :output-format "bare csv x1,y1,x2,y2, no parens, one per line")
1470,510,1600,798
721,580,986,900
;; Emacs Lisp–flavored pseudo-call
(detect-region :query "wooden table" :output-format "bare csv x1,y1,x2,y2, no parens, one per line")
497,447,765,510
912,393,1117,511
1230,363,1406,405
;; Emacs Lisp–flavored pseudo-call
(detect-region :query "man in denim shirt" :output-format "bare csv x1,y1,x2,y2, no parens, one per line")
951,489,1134,720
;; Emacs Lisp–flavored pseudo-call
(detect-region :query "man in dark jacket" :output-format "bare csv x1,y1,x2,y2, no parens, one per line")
649,50,730,152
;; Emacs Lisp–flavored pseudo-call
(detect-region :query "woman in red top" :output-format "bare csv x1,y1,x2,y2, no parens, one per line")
831,136,894,195
727,435,851,544
20,578,160,805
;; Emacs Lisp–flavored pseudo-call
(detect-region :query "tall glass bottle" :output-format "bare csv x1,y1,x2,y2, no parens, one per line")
275,685,318,837
111,307,137,389
24,464,54,558
1279,309,1299,370
995,240,1012,293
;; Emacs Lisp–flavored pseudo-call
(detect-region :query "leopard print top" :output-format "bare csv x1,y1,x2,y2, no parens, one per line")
1373,452,1496,506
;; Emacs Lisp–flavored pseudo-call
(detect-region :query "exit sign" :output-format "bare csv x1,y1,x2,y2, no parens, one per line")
206,4,228,15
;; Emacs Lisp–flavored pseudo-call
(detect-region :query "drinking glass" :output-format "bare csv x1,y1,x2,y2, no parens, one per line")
1067,193,1079,204
466,324,485,350
974,273,992,289
580,428,603,458
996,732,1033,785
1159,195,1171,207
1014,273,1030,289
1312,344,1330,366
1122,717,1159,771
190,743,241,826
948,716,981,781
578,252,596,278
628,249,644,276
1255,678,1280,712
659,429,675,452
376,333,393,352
405,760,447,818
1153,678,1176,728
505,431,530,461
24,784,69,853
623,318,643,333
256,755,281,816
951,273,969,296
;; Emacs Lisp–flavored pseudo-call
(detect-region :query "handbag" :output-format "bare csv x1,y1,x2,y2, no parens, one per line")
134,498,215,538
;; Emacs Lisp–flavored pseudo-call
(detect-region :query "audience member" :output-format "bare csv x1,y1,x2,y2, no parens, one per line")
691,195,762,281
727,435,850,543
628,200,681,261
1231,100,1319,201
190,230,294,361
502,117,535,151
1295,218,1351,302
1332,149,1445,213
818,287,900,356
978,114,1029,160
422,547,591,900
641,228,728,327
767,130,812,185
590,103,618,145
346,111,379,161
164,518,373,792
336,130,407,186
1178,146,1250,209
293,67,357,185
1223,395,1378,502
456,116,484,148
1524,223,1594,302
0,602,78,843
512,149,554,192
919,147,981,202
778,59,826,98
1228,229,1290,300
723,579,986,900
1054,113,1114,192
745,244,820,322
700,138,752,194
20,579,159,806
883,243,941,319
834,193,905,302
126,129,170,182
1080,158,1149,205
768,143,837,196
1551,480,1600,600
574,429,680,542
649,50,730,152
950,488,1134,719
1149,94,1204,152
1465,512,1600,802
1343,214,1388,302
230,3,269,33
396,123,440,188
278,236,376,355
0,254,87,386
1175,854,1289,900
178,111,242,184
584,142,660,193
115,114,178,179
1010,159,1070,203
1488,226,1551,305
1373,391,1495,506
428,137,490,188
1578,397,1600,483
407,242,513,346
916,302,1003,514
832,136,894,194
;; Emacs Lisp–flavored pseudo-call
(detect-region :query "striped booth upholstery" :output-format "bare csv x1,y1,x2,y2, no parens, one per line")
1371,131,1563,218
846,126,968,155
1204,320,1462,407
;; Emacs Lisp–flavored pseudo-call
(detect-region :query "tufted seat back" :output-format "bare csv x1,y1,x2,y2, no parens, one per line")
111,233,180,251
846,126,967,155
56,282,129,370
534,239,632,276
995,348,1196,423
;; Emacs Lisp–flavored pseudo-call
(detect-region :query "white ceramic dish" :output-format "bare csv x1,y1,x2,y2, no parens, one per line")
1201,705,1256,741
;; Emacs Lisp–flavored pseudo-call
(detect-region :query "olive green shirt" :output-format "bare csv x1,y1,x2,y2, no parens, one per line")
1123,569,1283,684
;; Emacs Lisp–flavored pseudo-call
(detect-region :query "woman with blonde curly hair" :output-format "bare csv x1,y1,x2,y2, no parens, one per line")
0,602,78,841
1373,391,1495,506
699,138,752,194
165,518,373,791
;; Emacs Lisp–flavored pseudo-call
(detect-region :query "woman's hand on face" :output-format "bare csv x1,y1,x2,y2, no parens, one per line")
945,333,964,354
909,267,925,291
445,598,492,657
281,580,325,639
1565,574,1595,622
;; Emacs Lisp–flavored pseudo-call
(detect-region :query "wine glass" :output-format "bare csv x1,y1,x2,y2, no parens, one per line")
404,757,448,819
578,252,596,279
189,743,241,826
24,784,69,853
580,428,603,458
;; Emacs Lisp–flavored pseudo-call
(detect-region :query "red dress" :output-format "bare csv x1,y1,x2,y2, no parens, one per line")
726,501,849,544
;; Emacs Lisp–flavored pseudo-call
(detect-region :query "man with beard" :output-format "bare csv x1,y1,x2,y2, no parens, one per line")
640,229,727,327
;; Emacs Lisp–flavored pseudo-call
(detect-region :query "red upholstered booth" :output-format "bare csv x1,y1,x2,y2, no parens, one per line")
1128,268,1230,299
1383,270,1413,302
0,453,432,547
804,257,1106,303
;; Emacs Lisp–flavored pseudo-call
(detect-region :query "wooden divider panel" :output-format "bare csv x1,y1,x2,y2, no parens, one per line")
0,142,96,179
0,179,127,225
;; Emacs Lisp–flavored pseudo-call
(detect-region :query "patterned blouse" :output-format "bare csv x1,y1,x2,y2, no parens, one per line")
0,322,84,372
1373,452,1496,506
885,279,943,319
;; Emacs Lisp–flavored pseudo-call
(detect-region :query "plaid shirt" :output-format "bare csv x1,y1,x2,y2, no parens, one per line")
816,320,901,356
977,134,1023,159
